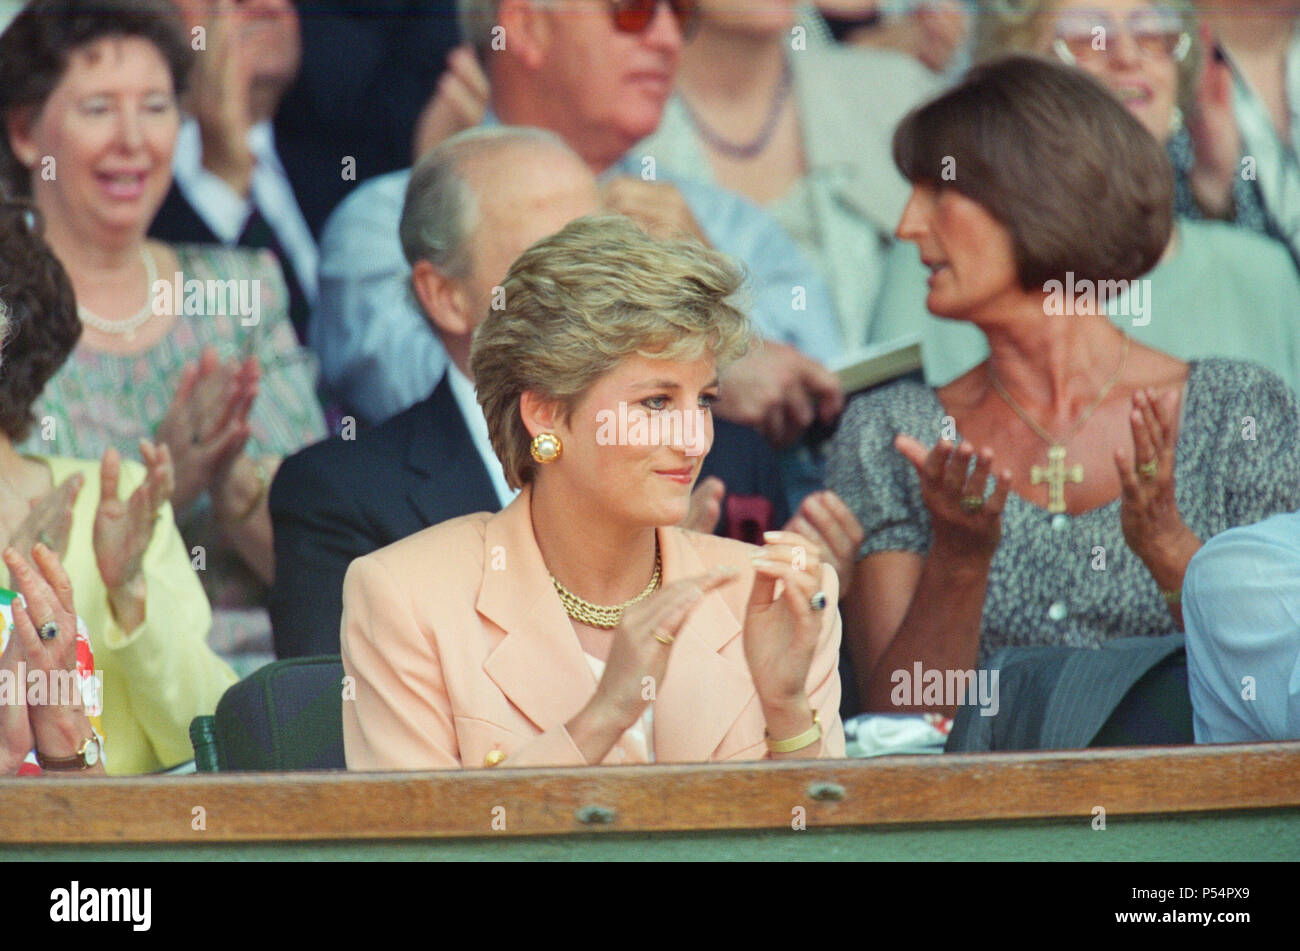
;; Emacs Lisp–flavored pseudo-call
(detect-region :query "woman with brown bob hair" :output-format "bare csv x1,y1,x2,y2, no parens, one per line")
341,214,845,770
871,1,1300,395
827,56,1300,737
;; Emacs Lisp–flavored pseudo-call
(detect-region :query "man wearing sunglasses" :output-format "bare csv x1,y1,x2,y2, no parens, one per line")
310,0,846,462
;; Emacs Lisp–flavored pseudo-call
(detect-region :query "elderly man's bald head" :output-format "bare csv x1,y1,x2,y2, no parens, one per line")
400,126,603,373
401,126,596,276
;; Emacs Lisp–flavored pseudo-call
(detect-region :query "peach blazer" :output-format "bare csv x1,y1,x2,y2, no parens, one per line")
341,485,846,769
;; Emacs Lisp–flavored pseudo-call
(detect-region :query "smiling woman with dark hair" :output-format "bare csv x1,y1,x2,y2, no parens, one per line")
827,56,1300,738
0,0,326,673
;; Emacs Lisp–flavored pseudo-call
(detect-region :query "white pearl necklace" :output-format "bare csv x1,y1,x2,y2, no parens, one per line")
76,246,159,341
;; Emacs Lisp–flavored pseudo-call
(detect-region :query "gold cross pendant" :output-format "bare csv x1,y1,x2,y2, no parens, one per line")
1030,445,1083,514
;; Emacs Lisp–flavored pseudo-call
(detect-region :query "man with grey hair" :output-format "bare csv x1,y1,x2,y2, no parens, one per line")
270,126,792,658
310,0,846,457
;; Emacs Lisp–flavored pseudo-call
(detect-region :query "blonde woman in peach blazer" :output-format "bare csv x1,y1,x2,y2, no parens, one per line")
342,215,845,769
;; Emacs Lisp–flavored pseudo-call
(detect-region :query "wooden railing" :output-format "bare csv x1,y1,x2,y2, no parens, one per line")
4,742,1298,844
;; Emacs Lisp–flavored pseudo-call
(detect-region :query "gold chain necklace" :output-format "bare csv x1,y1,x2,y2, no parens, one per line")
988,335,1129,514
552,542,662,630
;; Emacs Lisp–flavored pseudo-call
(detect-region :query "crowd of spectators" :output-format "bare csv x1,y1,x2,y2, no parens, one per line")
0,0,1297,775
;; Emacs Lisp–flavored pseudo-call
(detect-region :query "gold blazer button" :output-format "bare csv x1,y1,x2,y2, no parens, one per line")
484,750,507,767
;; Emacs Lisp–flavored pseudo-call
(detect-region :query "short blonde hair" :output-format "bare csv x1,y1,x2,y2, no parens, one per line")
471,214,752,489
976,0,1202,120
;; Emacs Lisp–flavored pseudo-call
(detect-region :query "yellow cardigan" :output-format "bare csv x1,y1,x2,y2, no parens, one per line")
2,456,237,774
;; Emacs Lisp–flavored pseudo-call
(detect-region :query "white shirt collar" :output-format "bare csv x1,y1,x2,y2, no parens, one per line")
445,361,519,509
171,118,318,301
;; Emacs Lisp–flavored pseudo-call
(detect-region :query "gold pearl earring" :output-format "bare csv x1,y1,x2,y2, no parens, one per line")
530,432,562,464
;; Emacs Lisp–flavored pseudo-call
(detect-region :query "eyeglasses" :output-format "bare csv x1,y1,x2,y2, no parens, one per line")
606,0,698,36
1052,7,1192,65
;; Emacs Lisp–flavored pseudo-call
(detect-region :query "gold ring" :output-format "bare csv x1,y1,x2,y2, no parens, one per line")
653,632,674,646
960,495,984,513
1137,459,1158,481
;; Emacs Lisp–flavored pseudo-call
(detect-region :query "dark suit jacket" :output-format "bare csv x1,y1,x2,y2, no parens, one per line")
269,373,789,658
273,0,461,237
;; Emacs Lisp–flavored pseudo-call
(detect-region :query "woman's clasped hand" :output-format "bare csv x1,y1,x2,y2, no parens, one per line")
575,527,828,760
0,543,105,776
589,565,738,727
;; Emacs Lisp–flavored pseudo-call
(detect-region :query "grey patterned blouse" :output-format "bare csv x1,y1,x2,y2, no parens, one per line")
826,359,1300,666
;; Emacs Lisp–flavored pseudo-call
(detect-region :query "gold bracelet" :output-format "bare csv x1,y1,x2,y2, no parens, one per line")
224,459,269,525
766,710,822,754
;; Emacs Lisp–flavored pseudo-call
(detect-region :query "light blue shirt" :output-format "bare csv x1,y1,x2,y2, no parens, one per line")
445,360,518,509
1183,510,1300,743
309,120,843,425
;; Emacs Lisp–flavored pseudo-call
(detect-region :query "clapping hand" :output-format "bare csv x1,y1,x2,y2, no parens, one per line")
895,435,1012,559
593,567,738,726
783,490,864,600
186,0,258,196
1114,388,1198,580
0,594,33,774
9,473,82,563
913,1,969,73
742,530,825,711
92,441,174,594
601,178,709,244
1186,26,1242,219
209,356,261,499
412,45,490,161
2,544,101,773
156,346,258,514
3,544,81,688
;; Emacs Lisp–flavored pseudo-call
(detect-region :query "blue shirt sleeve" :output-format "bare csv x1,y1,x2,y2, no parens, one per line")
667,176,844,365
1183,511,1300,743
309,170,448,425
